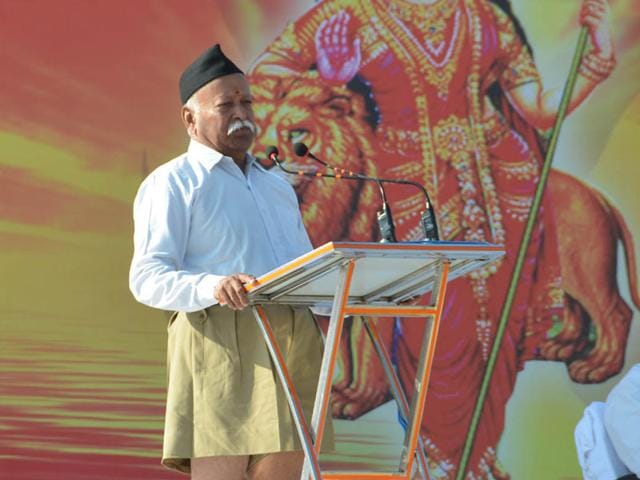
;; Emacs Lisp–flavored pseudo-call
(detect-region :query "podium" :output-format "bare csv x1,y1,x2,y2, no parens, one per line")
246,241,504,480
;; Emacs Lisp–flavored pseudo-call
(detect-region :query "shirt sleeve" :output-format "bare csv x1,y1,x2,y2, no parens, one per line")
294,193,314,252
129,170,224,312
491,5,541,91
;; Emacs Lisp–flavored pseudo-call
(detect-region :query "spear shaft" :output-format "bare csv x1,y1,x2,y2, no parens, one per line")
455,27,590,480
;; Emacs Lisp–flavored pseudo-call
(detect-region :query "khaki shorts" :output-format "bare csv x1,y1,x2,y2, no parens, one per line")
162,305,333,474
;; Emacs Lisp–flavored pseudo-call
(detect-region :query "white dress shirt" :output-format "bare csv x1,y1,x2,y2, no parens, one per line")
575,401,631,480
605,364,640,476
129,139,313,312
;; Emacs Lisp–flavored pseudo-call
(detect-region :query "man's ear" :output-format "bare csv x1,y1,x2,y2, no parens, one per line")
181,105,196,136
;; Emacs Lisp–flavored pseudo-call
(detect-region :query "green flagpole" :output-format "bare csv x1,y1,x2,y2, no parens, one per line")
454,27,590,480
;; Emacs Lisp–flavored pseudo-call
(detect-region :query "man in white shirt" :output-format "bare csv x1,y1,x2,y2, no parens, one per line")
604,364,640,479
575,364,640,480
130,44,330,480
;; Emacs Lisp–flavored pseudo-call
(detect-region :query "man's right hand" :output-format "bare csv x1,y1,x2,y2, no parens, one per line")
214,273,256,310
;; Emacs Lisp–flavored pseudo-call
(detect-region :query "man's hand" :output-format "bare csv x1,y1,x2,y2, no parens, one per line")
214,273,256,310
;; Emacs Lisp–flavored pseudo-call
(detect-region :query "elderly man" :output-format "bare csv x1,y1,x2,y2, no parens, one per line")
129,44,330,480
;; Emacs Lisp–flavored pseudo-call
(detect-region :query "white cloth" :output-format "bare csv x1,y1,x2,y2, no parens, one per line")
605,364,640,476
575,401,631,480
129,139,313,312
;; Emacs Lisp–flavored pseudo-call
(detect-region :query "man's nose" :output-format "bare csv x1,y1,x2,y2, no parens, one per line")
231,102,252,119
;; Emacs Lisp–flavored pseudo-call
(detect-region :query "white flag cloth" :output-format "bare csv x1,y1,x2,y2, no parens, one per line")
605,364,640,476
575,401,631,479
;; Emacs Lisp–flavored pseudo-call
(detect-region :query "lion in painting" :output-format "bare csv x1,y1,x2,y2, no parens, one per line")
250,70,380,245
249,68,639,473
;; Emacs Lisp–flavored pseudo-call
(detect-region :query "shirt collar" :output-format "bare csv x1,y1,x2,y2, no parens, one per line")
187,138,256,172
187,139,224,170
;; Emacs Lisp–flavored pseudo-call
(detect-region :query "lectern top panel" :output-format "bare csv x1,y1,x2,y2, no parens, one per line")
246,241,504,306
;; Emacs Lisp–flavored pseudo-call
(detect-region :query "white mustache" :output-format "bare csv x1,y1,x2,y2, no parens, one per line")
227,119,256,136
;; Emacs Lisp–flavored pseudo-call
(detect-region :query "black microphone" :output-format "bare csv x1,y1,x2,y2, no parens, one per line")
291,144,398,241
267,145,354,180
293,142,439,242
294,142,362,178
292,143,396,242
266,145,397,242
293,143,329,168
266,145,280,163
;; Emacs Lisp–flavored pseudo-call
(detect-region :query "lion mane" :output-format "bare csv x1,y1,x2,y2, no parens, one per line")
249,70,380,245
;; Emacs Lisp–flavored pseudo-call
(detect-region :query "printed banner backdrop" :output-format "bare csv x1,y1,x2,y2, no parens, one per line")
0,1,638,479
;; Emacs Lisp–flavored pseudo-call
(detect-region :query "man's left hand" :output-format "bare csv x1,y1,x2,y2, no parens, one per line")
214,273,257,310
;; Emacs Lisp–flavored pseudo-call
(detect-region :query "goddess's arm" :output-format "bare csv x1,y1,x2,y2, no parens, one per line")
249,0,354,81
499,0,615,131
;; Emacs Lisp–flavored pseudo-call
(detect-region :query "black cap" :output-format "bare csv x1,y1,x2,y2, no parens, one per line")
179,44,243,104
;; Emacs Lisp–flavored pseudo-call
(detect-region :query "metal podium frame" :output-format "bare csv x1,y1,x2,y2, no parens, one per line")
245,241,504,480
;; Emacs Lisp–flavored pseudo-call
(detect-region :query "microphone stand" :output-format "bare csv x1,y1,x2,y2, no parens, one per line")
266,146,397,242
375,179,396,243
292,143,439,242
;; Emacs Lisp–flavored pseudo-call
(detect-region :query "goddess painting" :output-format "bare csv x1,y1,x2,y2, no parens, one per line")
248,0,632,477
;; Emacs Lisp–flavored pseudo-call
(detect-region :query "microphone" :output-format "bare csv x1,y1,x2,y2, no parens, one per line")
267,145,353,180
293,143,326,167
292,142,439,242
291,145,398,241
268,145,397,242
266,145,280,163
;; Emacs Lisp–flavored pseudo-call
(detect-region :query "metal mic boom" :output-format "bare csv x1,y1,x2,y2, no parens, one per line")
267,145,358,180
266,146,397,242
292,142,439,241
